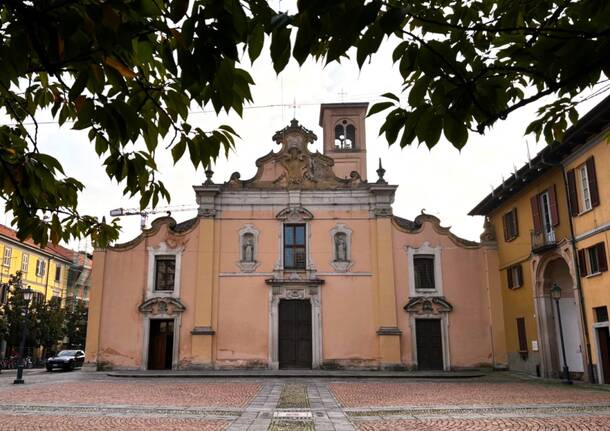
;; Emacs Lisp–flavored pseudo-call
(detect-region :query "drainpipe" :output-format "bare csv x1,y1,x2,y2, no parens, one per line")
561,166,595,383
541,154,595,383
43,256,51,300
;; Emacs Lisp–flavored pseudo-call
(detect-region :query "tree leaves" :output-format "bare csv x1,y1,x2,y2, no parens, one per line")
1,0,610,248
270,26,292,73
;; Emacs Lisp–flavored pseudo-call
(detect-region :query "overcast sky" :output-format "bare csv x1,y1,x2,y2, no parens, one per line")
2,29,603,251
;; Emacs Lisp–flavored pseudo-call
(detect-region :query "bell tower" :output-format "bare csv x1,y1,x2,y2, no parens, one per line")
319,102,368,180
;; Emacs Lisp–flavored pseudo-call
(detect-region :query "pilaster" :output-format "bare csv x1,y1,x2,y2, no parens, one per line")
84,248,106,369
374,216,402,366
191,217,216,366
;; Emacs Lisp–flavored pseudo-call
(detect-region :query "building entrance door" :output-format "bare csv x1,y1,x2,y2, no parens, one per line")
148,319,174,370
597,327,610,384
416,319,444,370
278,300,312,369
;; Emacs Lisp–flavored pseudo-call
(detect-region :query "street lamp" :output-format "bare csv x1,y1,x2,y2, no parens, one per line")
13,287,34,385
551,283,572,385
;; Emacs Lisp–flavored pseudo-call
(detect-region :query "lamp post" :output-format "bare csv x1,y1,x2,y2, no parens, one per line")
13,286,34,385
551,283,572,385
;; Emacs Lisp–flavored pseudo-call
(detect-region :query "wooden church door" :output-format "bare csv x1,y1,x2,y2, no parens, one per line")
278,300,312,369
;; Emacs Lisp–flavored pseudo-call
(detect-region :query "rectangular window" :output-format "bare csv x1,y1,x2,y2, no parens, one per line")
502,208,519,241
414,255,436,291
594,306,609,323
154,255,176,291
531,186,559,236
32,291,45,306
578,164,592,212
35,259,46,277
588,246,601,274
516,317,528,354
0,284,9,304
507,264,524,289
2,247,11,267
579,242,608,276
540,191,552,234
567,157,600,216
55,265,61,282
21,253,29,273
284,224,306,269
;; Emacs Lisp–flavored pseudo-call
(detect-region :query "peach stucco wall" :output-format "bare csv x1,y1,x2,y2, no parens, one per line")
392,221,498,368
87,208,501,370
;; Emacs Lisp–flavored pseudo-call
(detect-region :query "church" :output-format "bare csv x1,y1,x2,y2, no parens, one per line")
85,103,506,371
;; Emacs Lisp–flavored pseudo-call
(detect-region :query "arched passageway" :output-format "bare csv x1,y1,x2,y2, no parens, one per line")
537,257,585,378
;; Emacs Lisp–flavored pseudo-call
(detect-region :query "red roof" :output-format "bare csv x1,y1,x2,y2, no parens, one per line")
0,224,75,262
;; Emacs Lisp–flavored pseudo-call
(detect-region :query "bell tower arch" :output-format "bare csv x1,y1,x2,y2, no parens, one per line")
319,102,368,180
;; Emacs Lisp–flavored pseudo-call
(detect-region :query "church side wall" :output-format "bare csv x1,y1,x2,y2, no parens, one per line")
91,223,200,370
392,221,495,369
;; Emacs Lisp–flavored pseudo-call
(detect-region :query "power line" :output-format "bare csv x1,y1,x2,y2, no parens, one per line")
0,94,389,127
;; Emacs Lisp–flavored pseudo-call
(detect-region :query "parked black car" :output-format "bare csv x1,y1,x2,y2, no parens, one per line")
46,350,85,371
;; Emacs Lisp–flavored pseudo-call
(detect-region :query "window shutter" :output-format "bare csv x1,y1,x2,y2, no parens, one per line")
507,267,514,289
530,195,542,234
502,213,509,241
516,318,528,352
512,208,519,237
549,185,560,226
566,169,579,216
578,249,588,277
597,242,608,272
586,157,600,207
516,264,523,287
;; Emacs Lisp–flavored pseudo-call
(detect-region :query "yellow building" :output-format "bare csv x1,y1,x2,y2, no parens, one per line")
471,95,610,383
471,159,588,379
0,224,72,305
562,98,610,384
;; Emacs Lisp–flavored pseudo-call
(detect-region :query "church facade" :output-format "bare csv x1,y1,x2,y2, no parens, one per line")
85,103,506,371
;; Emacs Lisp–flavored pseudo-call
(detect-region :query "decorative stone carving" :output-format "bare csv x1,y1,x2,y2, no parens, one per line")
287,289,305,299
276,206,314,221
404,296,453,315
194,184,221,218
222,119,369,191
139,297,186,316
236,224,260,273
480,216,497,243
330,224,353,272
336,234,347,261
243,236,254,262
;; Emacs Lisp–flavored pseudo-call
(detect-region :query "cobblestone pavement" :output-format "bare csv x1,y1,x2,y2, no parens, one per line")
0,380,260,408
330,381,610,407
0,414,229,431
356,416,610,430
0,371,609,430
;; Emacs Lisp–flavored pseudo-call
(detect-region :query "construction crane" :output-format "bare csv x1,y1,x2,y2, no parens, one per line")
109,204,197,231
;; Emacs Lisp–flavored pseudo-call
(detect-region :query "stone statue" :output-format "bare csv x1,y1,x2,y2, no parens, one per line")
243,235,255,262
335,234,347,262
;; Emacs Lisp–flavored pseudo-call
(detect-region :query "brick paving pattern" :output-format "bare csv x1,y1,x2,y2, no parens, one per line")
356,416,610,431
0,414,229,431
330,382,610,407
0,381,261,408
3,372,610,430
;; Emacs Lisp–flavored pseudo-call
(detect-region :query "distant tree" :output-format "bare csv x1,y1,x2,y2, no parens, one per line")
1,1,609,247
64,300,88,349
31,297,65,358
1,272,36,354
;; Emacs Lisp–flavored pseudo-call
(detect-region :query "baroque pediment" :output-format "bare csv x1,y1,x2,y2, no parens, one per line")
404,296,453,315
139,297,186,316
225,119,365,190
276,206,314,221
